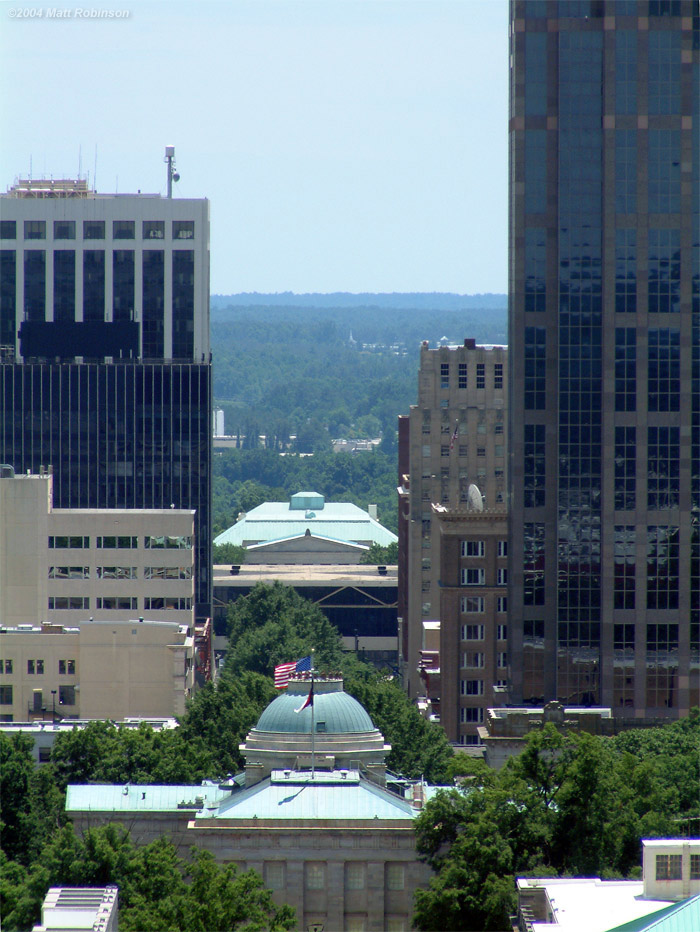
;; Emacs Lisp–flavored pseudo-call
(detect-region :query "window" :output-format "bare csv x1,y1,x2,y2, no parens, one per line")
2,660,13,674
462,651,485,669
113,220,135,239
476,363,485,389
422,558,431,571
461,624,485,641
97,567,137,580
461,679,484,696
143,597,192,611
458,444,468,456
461,598,485,615
386,864,405,891
345,863,366,890
173,220,195,239
524,326,546,409
615,426,636,510
83,221,105,240
615,328,637,412
0,220,16,238
498,540,508,557
143,220,165,239
54,220,75,240
690,855,700,881
458,363,467,389
440,445,449,457
494,363,503,389
144,566,192,580
24,221,46,240
440,362,449,388
48,536,89,549
59,685,76,706
96,597,138,610
648,328,680,413
144,535,192,550
305,863,326,889
48,566,89,579
97,536,138,549
461,568,485,586
497,568,508,586
497,625,508,641
38,746,51,763
497,652,508,669
264,862,285,890
27,660,44,674
461,540,484,557
524,423,546,507
58,660,76,675
460,707,484,724
656,855,682,881
0,686,12,705
48,597,90,610
497,597,508,613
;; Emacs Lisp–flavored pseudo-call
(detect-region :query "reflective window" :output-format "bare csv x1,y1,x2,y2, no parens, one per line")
524,326,546,409
143,221,165,240
24,251,45,321
647,526,679,609
614,426,636,511
648,229,681,313
54,221,75,240
648,131,681,213
648,30,681,114
173,220,194,240
525,228,546,312
24,221,46,240
524,423,546,507
83,221,105,240
648,427,680,510
615,229,636,312
614,31,637,115
0,221,16,239
53,250,75,322
525,32,547,116
113,250,135,322
614,527,636,610
143,250,164,358
523,522,545,606
525,130,547,214
113,220,135,240
648,328,680,412
83,250,105,321
615,328,636,412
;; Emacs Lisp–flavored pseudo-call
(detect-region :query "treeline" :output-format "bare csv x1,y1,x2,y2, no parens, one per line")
211,292,508,311
210,300,507,446
213,448,399,536
414,714,700,931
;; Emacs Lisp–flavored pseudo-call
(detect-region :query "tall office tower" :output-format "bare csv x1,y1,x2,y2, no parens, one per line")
0,177,212,619
399,340,508,738
508,1,699,718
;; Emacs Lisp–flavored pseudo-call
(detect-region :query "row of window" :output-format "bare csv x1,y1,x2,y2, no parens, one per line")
0,685,75,706
437,444,505,457
461,540,508,557
7,659,76,676
461,568,508,587
461,597,508,615
462,624,508,641
1,220,196,241
49,535,192,550
48,596,192,611
48,566,192,580
274,861,405,893
462,652,508,669
656,854,700,882
439,361,504,391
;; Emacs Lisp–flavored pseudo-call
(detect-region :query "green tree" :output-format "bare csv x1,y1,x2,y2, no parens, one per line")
343,672,453,783
213,541,247,564
358,541,398,564
225,582,345,677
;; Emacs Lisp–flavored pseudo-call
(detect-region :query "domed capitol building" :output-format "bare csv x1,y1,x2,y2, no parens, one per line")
67,677,436,931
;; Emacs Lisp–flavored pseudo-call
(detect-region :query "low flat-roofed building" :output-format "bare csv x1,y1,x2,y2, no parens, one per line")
517,839,700,932
213,563,398,666
0,717,178,764
0,618,194,722
32,886,118,932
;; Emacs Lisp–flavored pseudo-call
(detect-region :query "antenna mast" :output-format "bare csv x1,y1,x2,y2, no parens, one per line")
164,145,180,198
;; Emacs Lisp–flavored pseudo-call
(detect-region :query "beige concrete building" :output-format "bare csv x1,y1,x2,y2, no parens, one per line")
0,618,194,721
399,340,508,726
0,468,194,628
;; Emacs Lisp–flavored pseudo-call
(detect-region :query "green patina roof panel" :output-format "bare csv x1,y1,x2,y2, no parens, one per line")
604,895,700,932
66,783,230,813
256,689,375,734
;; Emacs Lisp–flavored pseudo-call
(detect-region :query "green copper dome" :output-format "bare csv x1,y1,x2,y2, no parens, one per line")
256,680,375,735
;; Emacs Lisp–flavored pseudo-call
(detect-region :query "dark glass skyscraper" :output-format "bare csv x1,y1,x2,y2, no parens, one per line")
508,0,699,718
0,182,212,618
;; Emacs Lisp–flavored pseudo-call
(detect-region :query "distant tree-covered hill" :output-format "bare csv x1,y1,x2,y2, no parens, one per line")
211,291,507,312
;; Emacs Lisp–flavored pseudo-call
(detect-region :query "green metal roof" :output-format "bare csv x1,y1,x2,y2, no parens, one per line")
66,782,230,813
604,895,700,932
214,499,397,548
196,771,416,822
256,688,375,735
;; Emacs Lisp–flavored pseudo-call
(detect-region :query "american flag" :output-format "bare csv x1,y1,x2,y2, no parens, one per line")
449,421,459,451
274,655,312,689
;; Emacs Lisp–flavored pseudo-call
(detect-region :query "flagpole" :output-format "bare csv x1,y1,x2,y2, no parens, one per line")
310,666,315,779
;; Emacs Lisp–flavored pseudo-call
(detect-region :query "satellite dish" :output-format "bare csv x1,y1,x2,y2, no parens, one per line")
467,483,484,512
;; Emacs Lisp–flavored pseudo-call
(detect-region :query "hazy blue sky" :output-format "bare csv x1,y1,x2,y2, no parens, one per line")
1,0,508,294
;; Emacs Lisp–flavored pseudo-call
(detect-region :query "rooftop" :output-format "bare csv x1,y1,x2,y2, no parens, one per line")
66,780,231,813
255,679,376,735
213,562,397,587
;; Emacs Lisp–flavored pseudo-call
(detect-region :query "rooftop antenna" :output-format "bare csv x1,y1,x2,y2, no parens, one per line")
164,145,180,197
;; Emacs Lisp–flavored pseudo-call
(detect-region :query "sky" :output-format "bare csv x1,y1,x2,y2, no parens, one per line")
0,0,509,295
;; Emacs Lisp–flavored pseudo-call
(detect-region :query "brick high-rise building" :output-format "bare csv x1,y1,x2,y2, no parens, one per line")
0,175,212,619
508,0,699,717
400,340,508,741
